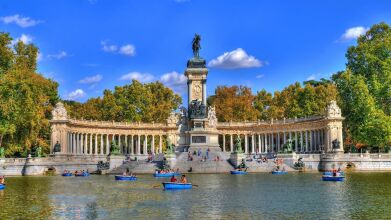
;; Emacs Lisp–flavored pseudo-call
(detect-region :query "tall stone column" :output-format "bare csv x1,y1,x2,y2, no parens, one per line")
258,134,261,153
125,135,128,154
118,135,121,154
222,134,226,152
283,132,286,145
94,134,98,155
100,134,103,155
244,134,248,154
144,135,147,155
264,134,268,152
295,132,298,152
277,133,280,152
84,134,87,154
89,134,92,155
271,133,274,152
106,135,109,155
229,134,233,152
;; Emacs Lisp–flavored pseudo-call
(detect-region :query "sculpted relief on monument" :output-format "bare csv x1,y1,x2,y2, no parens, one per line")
191,81,202,101
52,102,68,120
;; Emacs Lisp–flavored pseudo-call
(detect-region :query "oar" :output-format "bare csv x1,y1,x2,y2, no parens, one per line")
153,184,162,188
192,184,199,187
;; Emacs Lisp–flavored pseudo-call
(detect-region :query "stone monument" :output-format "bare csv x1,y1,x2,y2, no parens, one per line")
184,34,220,152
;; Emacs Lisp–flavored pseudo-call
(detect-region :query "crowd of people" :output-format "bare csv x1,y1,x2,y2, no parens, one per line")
188,148,212,162
155,168,179,174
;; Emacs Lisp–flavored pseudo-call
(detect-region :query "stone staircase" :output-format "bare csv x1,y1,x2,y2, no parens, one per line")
241,156,297,172
168,151,235,173
108,154,164,174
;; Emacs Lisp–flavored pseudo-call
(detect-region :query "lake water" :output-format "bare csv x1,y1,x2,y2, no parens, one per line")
0,173,391,219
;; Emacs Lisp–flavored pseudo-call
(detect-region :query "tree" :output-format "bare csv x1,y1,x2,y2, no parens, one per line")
0,33,58,156
66,80,182,123
211,86,258,122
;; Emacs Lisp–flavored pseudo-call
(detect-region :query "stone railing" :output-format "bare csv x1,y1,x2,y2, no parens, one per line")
217,115,325,127
68,119,167,128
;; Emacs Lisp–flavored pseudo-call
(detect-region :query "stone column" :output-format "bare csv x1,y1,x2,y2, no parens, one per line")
106,135,109,155
159,135,162,153
230,134,233,152
258,134,261,153
136,135,141,155
84,134,87,154
244,134,248,154
202,79,207,106
94,134,98,155
222,134,226,152
100,134,103,155
118,135,121,154
295,132,298,152
277,133,280,152
264,134,268,152
144,135,147,155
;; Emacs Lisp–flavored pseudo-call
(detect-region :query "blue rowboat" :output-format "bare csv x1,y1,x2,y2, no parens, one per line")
0,184,5,190
153,173,181,178
322,175,345,182
230,170,247,175
162,182,192,190
271,171,288,175
62,173,72,177
75,173,90,177
115,175,137,181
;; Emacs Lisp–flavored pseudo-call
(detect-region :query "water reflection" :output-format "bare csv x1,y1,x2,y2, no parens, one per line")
1,173,391,219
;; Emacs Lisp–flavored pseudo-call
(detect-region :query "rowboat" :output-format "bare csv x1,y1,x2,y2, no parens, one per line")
322,175,345,182
271,170,288,175
153,172,181,178
0,184,5,190
62,173,72,177
115,175,137,181
230,170,247,175
162,182,192,190
75,172,90,177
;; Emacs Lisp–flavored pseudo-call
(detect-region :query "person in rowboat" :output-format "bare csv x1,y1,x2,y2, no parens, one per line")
170,175,177,182
0,176,4,184
180,175,187,183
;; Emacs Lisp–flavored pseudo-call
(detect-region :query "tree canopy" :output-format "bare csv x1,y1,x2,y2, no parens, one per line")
65,80,182,123
0,32,59,157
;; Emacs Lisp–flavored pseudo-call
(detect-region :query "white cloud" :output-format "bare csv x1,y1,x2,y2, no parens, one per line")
101,41,118,52
119,44,136,56
306,74,317,81
47,51,68,60
256,74,264,79
0,14,42,28
208,48,264,69
67,89,86,100
160,71,187,93
119,72,154,83
79,74,103,84
12,34,33,44
101,41,136,56
340,26,369,41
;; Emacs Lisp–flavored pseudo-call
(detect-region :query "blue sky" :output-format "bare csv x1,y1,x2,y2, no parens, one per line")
1,0,390,103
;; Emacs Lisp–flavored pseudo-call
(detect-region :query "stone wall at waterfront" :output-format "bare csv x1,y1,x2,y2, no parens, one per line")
0,155,107,176
2,153,391,175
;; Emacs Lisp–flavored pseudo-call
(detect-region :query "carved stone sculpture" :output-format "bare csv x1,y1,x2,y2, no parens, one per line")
52,102,68,120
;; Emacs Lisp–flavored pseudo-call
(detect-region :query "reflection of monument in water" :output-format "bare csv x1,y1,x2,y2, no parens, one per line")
179,34,220,152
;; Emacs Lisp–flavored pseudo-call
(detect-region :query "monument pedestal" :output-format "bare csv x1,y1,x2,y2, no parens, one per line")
230,152,245,168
